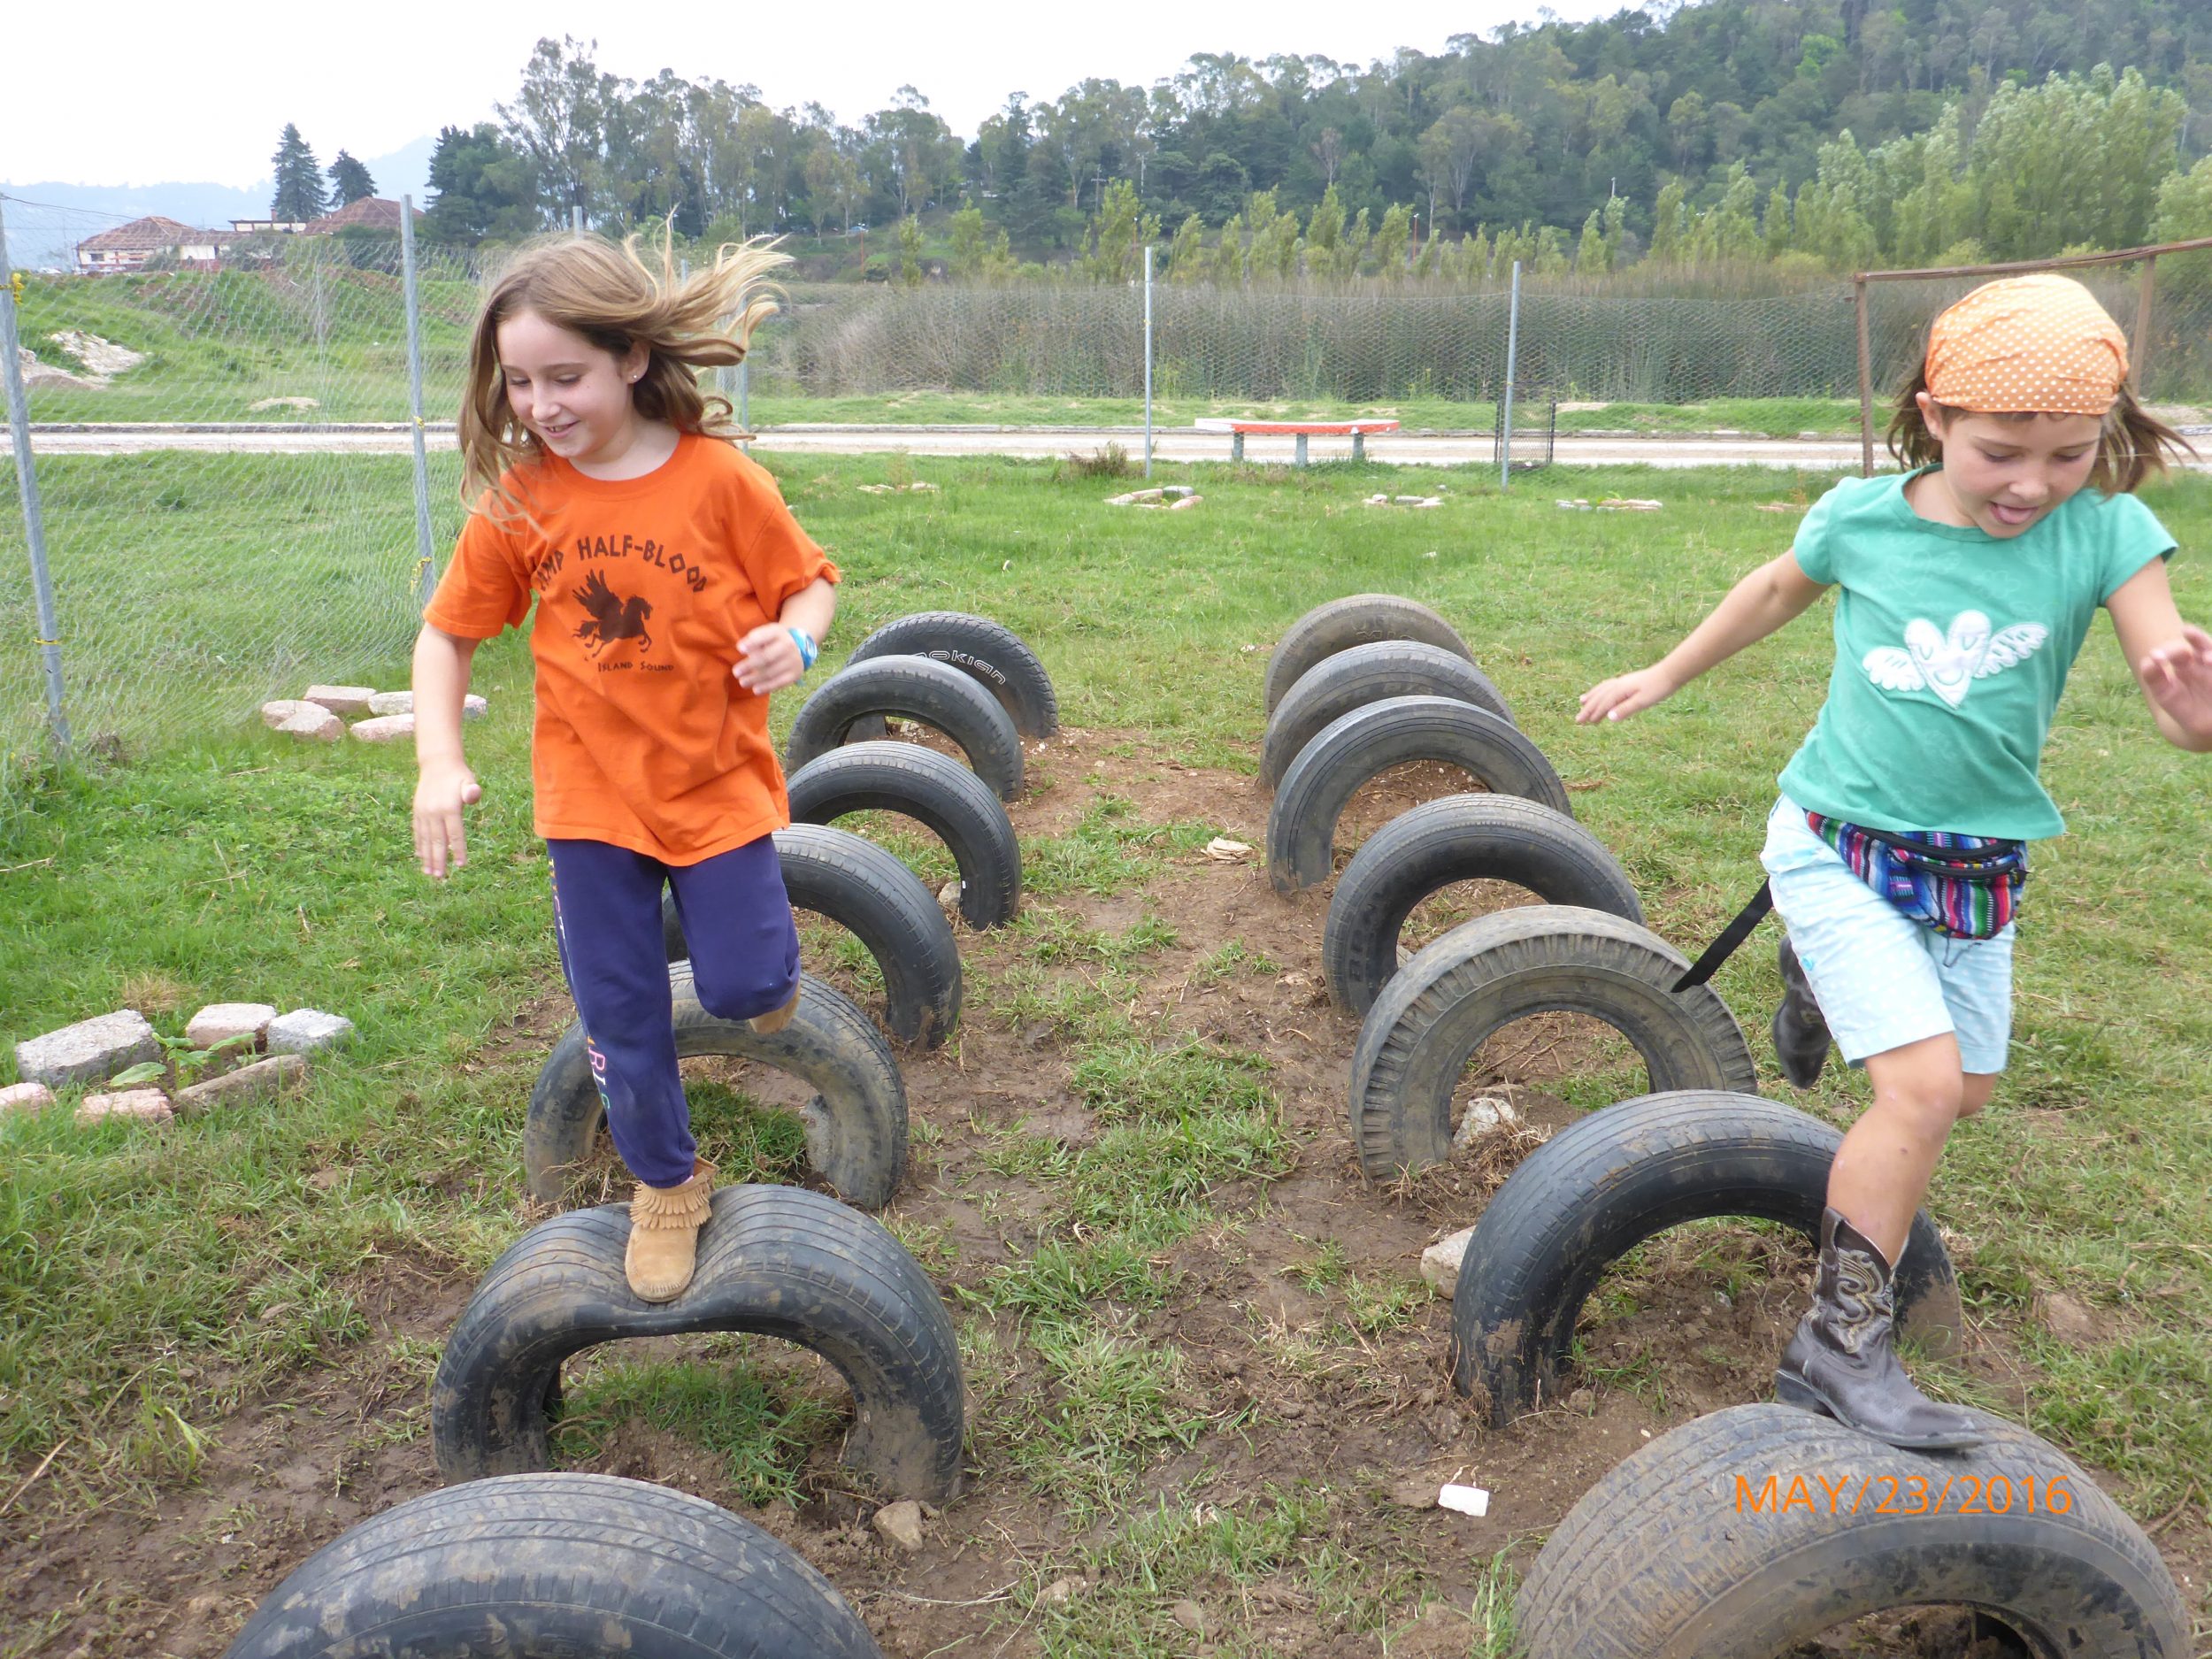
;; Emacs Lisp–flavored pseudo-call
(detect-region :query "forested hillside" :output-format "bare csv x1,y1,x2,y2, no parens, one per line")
418,0,2212,275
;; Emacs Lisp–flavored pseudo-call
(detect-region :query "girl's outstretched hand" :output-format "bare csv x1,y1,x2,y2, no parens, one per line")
2139,623,2212,744
734,624,803,695
1578,665,1678,725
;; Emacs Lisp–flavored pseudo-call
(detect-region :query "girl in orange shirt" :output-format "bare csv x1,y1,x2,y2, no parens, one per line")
411,232,837,1303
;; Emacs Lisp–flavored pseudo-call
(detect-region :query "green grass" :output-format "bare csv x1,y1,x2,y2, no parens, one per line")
2,452,2209,1644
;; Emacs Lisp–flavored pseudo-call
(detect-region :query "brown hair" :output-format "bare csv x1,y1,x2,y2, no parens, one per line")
459,226,787,523
1886,359,2194,494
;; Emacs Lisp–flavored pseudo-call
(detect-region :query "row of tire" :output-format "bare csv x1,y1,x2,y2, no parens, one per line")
227,613,1060,1656
1258,595,2189,1656
223,604,2190,1656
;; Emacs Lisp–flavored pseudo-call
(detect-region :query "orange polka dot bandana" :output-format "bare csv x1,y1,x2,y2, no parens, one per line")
1924,273,2129,416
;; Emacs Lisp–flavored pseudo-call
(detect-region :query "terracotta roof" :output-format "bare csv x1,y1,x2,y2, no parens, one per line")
304,197,421,233
76,215,219,252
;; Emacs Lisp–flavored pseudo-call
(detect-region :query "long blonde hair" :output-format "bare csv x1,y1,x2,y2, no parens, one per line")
459,226,787,523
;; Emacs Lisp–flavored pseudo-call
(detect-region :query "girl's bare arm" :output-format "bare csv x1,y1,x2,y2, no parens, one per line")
2107,559,2212,752
411,624,484,879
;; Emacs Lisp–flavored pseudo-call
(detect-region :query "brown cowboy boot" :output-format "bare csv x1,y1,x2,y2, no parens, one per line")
625,1158,716,1302
1775,1208,1981,1450
1773,934,1832,1088
749,980,800,1035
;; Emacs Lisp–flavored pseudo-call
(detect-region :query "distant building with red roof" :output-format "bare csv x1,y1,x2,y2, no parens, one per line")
74,216,230,274
303,197,422,234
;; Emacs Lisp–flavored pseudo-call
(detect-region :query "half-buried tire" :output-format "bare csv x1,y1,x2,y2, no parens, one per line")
1323,795,1643,1015
1261,639,1517,787
844,610,1058,737
1268,695,1571,895
787,654,1024,802
662,823,962,1047
525,965,907,1210
1450,1089,1962,1425
1513,1402,2189,1659
431,1186,964,1505
1347,906,1756,1179
223,1472,883,1659
1263,594,1472,714
787,741,1022,930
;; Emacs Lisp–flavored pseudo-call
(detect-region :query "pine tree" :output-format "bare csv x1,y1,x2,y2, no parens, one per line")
270,124,326,222
1575,208,1609,273
327,150,378,208
1374,204,1412,275
1165,213,1205,282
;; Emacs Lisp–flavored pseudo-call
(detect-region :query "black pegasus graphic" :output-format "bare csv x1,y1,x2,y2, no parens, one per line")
572,570,654,659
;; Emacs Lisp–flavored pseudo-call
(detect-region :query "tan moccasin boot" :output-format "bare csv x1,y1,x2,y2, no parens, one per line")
749,980,800,1035
625,1158,716,1302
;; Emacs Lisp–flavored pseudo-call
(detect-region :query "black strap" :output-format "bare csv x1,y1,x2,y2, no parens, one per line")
1672,878,1773,992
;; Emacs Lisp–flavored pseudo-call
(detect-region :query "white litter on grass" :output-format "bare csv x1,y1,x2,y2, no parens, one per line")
1438,1484,1491,1517
1203,837,1256,863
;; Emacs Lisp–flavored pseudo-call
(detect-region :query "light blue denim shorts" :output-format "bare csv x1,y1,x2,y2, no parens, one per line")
1759,795,2015,1075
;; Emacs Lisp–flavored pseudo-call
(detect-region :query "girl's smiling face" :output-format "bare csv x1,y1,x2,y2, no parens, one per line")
495,307,649,469
1916,394,2104,537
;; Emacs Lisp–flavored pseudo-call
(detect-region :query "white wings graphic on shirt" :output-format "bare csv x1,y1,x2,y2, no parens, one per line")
1862,611,2048,709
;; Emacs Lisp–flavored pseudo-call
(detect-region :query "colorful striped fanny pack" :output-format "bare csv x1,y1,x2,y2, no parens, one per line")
1805,810,2027,940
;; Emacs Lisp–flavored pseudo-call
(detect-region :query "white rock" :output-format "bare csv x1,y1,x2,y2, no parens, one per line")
1166,493,1203,510
1420,1225,1477,1299
248,396,319,411
465,694,488,720
349,714,414,743
1438,1483,1491,1517
175,1053,306,1113
872,1499,926,1551
1453,1095,1519,1148
0,1081,56,1114
15,1010,160,1089
303,684,376,716
76,1088,173,1125
185,1002,276,1049
266,1009,355,1055
260,699,313,727
275,705,343,742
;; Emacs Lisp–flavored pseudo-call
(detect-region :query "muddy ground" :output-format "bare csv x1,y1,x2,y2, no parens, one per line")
5,728,2206,1657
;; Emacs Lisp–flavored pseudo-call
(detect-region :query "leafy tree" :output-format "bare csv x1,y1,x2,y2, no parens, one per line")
269,125,326,222
896,214,926,285
1081,180,1160,283
422,124,540,243
498,35,617,225
327,150,377,208
1374,202,1412,273
1164,212,1207,281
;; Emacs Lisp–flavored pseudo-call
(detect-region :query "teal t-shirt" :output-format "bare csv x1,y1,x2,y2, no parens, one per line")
1777,468,2174,840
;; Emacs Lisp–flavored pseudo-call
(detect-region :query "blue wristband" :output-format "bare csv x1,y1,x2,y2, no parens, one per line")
787,626,818,671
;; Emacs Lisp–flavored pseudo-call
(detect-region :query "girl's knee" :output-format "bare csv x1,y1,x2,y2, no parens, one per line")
1955,1074,1998,1119
695,961,799,1024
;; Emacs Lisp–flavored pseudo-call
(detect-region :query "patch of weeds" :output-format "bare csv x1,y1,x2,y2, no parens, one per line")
1194,938,1280,981
965,1233,1179,1324
979,961,1120,1040
1288,1239,1351,1293
1024,795,1215,898
1340,1273,1426,1338
1067,1113,1293,1225
549,1353,839,1506
1020,1489,1354,1657
884,1216,960,1275
1055,442,1134,480
685,1080,810,1185
1007,1321,1205,1512
1071,1036,1272,1123
1018,906,1180,965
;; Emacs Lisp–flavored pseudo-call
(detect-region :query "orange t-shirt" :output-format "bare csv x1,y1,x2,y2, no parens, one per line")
423,434,840,864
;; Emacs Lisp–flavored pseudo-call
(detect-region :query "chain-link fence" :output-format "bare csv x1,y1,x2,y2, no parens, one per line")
1,196,480,804
10,206,2212,804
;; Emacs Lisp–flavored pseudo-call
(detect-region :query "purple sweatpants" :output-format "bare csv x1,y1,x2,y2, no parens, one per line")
547,834,800,1187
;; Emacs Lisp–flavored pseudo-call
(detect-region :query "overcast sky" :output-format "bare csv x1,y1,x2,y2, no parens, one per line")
5,0,1624,188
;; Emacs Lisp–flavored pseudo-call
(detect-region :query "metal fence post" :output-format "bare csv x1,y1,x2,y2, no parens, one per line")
1855,274,1875,478
399,196,437,610
0,196,72,757
1142,242,1155,479
2131,254,2159,382
1499,261,1522,488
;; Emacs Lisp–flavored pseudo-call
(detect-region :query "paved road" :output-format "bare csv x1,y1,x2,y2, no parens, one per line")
14,421,1870,469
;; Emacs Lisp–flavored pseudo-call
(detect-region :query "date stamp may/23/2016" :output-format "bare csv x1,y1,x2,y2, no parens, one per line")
1737,1471,2075,1518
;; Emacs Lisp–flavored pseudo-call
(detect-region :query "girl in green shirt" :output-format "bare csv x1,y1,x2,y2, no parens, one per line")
1580,275,2212,1449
